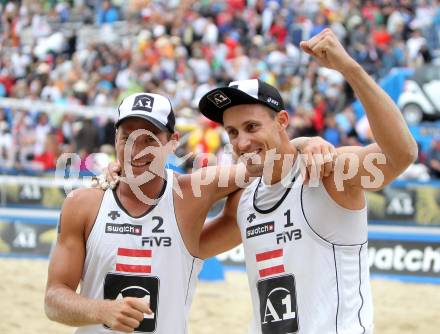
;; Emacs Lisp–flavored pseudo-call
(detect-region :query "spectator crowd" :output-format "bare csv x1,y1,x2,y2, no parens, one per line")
0,0,440,179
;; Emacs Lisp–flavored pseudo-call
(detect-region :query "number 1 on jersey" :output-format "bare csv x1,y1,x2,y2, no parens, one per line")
284,209,294,228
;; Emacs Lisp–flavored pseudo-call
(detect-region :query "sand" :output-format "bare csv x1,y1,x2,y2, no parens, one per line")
0,259,439,334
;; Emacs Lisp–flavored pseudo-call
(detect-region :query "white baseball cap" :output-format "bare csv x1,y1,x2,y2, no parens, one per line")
115,93,175,132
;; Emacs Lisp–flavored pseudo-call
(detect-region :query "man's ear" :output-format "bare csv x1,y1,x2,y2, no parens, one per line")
170,132,180,153
115,128,119,145
114,130,122,167
277,110,289,130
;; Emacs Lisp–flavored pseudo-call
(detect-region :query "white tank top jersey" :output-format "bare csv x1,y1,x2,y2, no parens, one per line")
237,167,373,334
75,169,203,334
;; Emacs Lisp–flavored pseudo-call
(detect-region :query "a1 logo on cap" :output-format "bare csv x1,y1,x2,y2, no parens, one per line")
207,91,231,109
132,94,155,112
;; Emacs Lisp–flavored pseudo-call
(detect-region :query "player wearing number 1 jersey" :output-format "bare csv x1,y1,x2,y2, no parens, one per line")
198,29,417,333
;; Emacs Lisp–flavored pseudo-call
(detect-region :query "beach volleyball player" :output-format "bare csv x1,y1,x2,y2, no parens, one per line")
196,29,418,333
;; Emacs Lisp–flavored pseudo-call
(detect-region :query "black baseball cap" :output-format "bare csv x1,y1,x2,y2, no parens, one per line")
115,93,175,133
198,79,285,124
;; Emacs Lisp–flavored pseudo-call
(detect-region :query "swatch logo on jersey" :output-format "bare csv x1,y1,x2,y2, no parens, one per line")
116,248,152,273
106,223,142,236
256,249,285,278
246,221,275,239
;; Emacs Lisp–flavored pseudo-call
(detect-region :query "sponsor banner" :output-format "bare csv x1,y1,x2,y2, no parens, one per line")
1,183,67,209
0,219,57,256
367,183,440,226
368,239,440,277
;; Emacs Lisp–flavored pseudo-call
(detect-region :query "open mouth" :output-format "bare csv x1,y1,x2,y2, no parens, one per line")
240,149,262,159
130,160,151,168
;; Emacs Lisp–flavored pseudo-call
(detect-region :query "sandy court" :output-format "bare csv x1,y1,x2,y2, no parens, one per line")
0,258,439,334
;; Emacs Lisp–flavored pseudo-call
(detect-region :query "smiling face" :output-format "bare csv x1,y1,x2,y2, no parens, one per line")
115,118,177,178
223,104,289,176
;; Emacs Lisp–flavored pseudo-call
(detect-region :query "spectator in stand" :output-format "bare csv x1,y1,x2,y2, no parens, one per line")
269,16,288,45
75,117,100,156
310,12,328,37
311,92,326,134
426,137,440,178
32,132,59,171
187,116,222,159
373,24,392,49
96,0,120,25
323,114,341,147
12,110,35,167
406,29,428,66
0,121,14,169
34,112,51,158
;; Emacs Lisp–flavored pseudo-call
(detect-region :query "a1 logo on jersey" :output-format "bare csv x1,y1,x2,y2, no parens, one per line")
104,272,159,333
257,275,299,334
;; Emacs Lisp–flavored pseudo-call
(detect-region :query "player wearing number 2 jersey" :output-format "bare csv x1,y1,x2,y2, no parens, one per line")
198,29,417,333
43,93,245,333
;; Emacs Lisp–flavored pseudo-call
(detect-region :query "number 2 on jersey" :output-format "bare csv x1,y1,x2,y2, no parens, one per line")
152,216,165,233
